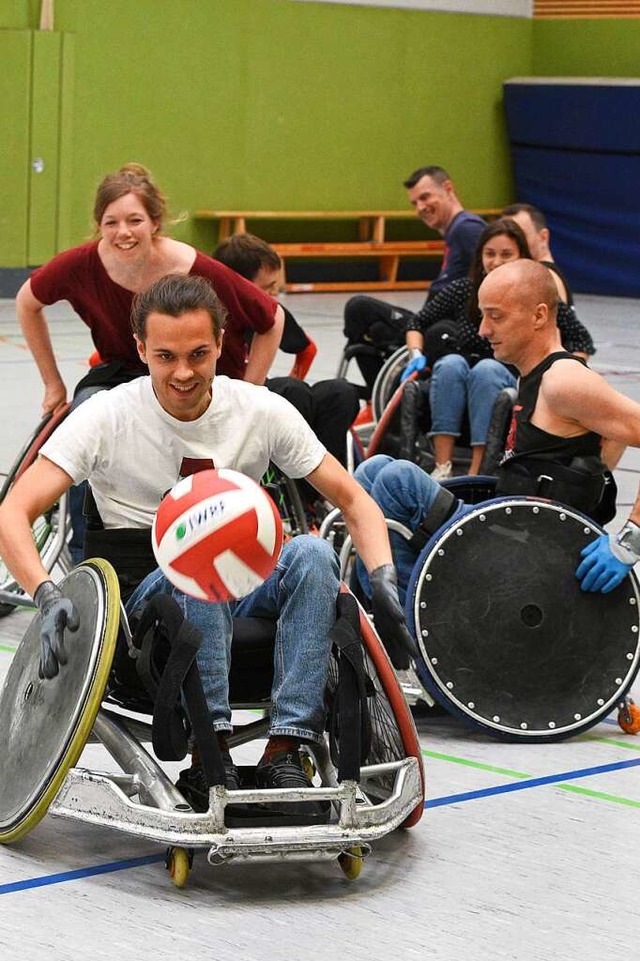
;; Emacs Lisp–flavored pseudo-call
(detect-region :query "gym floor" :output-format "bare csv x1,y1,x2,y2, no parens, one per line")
0,289,638,960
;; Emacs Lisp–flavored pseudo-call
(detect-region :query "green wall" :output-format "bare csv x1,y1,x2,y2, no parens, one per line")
533,18,640,76
4,1,533,264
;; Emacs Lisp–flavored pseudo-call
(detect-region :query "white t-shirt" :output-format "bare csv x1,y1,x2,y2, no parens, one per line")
41,376,326,529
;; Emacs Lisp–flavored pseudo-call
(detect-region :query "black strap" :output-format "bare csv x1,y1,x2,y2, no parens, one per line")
83,525,157,601
328,593,371,783
130,597,226,785
408,484,459,552
399,380,424,463
496,455,616,523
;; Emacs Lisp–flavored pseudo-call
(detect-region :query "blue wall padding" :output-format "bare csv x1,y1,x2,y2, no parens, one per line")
504,80,640,297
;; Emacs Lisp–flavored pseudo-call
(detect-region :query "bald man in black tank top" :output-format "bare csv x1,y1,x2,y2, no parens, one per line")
354,259,640,601
478,260,640,592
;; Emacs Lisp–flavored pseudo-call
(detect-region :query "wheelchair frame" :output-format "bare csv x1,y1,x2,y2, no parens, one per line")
0,561,424,885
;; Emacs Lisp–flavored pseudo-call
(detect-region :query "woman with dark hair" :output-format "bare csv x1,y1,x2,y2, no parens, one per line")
400,218,594,477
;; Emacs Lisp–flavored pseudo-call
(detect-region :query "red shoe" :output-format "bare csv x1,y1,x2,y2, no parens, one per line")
289,338,318,380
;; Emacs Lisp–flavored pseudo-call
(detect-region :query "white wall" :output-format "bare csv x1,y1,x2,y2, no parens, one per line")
291,0,533,15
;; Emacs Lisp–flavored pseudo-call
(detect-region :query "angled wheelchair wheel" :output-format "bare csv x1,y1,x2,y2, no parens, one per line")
0,405,71,499
0,559,120,842
478,387,517,476
0,405,73,616
371,346,410,423
261,463,308,537
408,497,640,742
366,379,413,460
440,475,497,505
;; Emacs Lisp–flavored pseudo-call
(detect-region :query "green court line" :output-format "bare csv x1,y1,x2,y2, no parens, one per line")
554,783,640,808
580,733,640,753
422,748,529,780
421,747,640,808
0,644,17,654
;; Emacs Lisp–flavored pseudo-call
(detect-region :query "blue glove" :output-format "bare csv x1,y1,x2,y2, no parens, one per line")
34,580,80,679
576,534,636,594
400,352,427,383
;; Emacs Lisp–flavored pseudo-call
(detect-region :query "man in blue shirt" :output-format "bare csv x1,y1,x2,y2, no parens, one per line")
343,165,486,399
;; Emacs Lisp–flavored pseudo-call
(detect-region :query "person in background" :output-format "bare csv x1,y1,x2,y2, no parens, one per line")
15,163,285,561
343,165,486,400
214,232,317,380
214,232,359,478
354,261,639,603
399,219,594,478
502,202,573,305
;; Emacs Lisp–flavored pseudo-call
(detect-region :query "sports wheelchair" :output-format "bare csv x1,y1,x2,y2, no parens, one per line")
321,478,640,740
0,555,424,886
345,345,516,479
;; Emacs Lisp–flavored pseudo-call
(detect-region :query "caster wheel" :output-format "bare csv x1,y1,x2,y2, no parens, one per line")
618,700,640,735
300,754,316,782
338,846,365,880
166,846,192,888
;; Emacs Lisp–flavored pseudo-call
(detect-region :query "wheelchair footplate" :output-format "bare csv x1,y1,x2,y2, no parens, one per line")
50,712,422,870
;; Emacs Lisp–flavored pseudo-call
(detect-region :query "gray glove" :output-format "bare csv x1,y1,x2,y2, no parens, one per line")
370,564,418,670
34,580,80,680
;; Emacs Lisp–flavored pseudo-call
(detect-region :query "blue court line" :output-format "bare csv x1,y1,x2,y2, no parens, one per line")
0,853,165,895
425,756,640,809
3,757,639,893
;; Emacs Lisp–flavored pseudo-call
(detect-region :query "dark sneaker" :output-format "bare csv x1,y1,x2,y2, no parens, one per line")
176,754,241,813
255,750,330,825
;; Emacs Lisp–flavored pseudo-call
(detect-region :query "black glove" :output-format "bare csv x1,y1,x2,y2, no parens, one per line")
369,564,418,670
34,580,80,680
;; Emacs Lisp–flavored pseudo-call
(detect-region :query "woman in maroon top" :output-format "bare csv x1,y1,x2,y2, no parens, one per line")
17,163,284,414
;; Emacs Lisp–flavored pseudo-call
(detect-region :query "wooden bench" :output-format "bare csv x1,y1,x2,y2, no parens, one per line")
192,208,501,292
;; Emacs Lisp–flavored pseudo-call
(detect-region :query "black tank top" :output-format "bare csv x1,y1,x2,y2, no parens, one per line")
503,351,601,465
541,260,574,307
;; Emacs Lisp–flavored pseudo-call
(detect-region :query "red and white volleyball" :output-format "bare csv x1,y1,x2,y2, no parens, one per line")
152,469,283,602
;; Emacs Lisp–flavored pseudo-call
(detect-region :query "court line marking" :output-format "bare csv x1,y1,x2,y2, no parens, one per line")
0,853,165,895
4,754,639,895
424,755,640,809
583,733,640,752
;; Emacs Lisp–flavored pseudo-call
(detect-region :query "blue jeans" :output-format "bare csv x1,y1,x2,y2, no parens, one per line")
125,535,340,744
354,455,467,604
429,355,516,446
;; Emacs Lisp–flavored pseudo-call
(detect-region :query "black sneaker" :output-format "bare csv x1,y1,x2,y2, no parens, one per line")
255,750,330,825
176,754,241,813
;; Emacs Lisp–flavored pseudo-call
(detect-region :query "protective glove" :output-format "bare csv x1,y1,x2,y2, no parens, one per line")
370,564,418,670
576,525,640,594
34,580,80,679
400,349,427,383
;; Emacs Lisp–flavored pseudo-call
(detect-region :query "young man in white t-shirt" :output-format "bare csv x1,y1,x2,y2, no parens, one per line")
0,274,415,818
